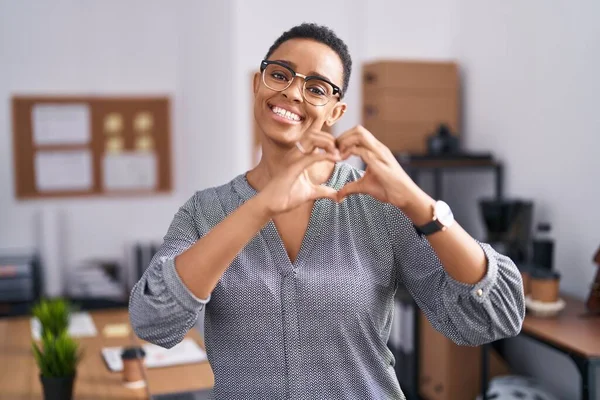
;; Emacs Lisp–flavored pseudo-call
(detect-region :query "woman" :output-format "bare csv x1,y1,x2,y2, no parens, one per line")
129,23,525,399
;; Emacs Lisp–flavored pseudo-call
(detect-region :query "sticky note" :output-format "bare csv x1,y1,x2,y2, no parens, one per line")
103,323,130,338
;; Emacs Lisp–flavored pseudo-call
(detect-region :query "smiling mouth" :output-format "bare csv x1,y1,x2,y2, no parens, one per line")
268,104,304,122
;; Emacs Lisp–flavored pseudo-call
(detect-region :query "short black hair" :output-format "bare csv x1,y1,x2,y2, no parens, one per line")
264,23,352,98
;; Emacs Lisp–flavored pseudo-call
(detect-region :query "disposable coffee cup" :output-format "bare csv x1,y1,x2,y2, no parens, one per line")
530,268,560,303
121,347,146,388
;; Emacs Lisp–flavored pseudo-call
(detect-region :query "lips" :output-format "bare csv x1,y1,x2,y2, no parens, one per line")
268,103,304,122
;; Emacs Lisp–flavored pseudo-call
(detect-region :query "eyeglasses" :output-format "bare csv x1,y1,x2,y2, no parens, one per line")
260,60,343,107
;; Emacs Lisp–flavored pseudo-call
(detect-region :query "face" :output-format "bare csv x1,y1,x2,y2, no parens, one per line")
253,38,347,147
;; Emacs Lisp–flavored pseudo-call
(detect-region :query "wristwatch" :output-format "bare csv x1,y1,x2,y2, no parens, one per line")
414,200,455,236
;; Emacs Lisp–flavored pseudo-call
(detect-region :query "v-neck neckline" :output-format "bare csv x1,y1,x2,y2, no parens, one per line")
233,163,342,273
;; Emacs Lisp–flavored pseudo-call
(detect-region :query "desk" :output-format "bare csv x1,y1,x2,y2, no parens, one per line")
0,309,214,399
482,295,600,400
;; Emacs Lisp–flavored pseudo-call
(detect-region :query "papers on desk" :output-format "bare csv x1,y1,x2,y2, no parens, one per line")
31,312,98,340
101,338,207,372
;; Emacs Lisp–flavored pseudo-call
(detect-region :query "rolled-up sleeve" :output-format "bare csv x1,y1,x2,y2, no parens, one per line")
129,193,211,349
384,204,525,346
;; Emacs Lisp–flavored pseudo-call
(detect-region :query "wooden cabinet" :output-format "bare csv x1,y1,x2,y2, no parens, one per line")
362,60,460,154
419,312,510,400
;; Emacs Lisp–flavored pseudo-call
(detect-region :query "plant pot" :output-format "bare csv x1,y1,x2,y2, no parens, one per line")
40,374,75,400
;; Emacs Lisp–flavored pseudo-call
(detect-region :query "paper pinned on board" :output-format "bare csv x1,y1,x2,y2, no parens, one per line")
102,152,157,191
32,103,90,146
35,150,93,191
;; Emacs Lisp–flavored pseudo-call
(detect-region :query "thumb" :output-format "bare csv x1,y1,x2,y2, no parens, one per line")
337,180,363,202
311,184,338,202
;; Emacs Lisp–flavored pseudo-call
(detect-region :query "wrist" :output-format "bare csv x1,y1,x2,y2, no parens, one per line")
398,191,436,226
248,193,276,221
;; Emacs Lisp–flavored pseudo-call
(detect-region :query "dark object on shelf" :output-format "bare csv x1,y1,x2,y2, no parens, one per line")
0,252,42,317
427,123,460,155
587,246,600,314
532,222,554,270
479,199,534,264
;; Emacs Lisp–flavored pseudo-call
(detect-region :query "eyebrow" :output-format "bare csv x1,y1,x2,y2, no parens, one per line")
274,59,336,85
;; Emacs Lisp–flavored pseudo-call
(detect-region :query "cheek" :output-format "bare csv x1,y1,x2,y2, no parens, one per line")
305,108,328,125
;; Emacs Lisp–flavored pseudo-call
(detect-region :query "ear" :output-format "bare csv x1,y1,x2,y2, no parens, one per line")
325,102,347,127
252,72,261,96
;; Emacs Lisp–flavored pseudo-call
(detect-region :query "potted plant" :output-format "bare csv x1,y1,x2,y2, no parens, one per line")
32,298,71,337
32,331,82,400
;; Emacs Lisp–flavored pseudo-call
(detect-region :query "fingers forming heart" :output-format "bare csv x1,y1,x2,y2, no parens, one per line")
292,125,405,203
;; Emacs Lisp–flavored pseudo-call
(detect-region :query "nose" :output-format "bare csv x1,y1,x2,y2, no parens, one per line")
281,77,304,103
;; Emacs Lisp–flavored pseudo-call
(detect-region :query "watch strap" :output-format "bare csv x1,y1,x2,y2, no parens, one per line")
414,219,442,236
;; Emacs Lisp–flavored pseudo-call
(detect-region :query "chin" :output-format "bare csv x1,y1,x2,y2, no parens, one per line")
257,104,309,144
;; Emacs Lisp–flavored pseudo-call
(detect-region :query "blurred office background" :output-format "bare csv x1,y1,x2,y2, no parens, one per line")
1,1,599,399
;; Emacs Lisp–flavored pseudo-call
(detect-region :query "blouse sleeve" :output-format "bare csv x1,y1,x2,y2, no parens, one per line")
128,193,211,349
383,203,525,346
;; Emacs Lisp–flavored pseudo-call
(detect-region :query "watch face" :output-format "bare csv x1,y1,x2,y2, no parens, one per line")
434,200,455,227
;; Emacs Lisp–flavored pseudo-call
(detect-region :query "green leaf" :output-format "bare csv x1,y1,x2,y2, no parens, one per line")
32,297,71,337
31,331,81,378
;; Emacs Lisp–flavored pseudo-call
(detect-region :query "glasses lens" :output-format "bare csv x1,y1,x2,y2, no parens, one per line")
303,78,334,106
263,64,294,91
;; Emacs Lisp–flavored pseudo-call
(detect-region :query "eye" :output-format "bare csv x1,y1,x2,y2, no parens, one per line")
305,81,330,97
270,70,289,82
307,86,326,96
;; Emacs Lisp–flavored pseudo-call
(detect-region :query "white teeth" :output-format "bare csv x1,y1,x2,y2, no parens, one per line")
272,106,300,121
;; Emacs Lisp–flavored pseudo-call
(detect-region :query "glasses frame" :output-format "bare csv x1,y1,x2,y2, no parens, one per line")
260,59,343,106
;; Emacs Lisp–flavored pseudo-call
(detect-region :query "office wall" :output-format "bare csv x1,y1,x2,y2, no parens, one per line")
454,1,600,398
361,0,459,60
0,0,235,293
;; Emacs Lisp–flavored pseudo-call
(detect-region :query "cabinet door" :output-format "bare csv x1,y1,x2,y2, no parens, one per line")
419,311,450,400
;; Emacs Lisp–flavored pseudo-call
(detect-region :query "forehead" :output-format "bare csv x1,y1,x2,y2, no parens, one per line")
268,38,344,86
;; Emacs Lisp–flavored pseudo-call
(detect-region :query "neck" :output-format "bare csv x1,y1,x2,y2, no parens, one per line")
247,138,335,191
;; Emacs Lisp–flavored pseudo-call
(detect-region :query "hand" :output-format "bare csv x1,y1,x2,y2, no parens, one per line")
336,125,428,210
259,131,341,216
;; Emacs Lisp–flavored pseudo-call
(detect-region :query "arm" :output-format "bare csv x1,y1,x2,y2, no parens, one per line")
385,200,525,346
129,191,272,348
335,125,525,346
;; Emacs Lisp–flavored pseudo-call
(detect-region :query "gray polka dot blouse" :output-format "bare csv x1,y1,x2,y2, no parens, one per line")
129,162,525,400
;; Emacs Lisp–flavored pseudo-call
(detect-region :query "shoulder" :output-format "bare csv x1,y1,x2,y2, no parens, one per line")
190,179,237,204
182,175,243,224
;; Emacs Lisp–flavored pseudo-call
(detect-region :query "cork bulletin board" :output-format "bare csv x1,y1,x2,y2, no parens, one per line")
12,96,172,199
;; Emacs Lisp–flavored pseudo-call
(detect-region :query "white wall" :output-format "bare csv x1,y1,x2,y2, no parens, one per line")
362,0,459,60
455,1,600,398
0,0,235,293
